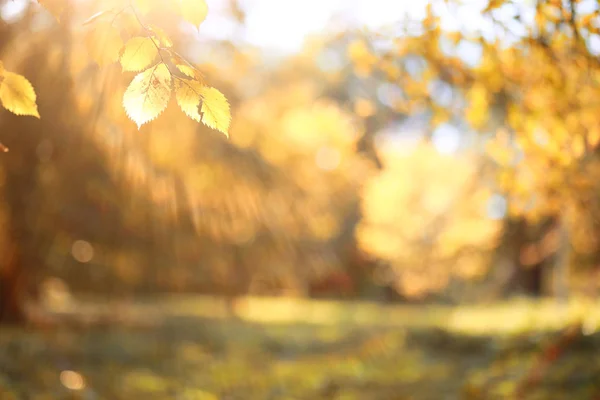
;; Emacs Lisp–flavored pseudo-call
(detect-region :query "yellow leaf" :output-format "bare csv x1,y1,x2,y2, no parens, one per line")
38,0,66,21
199,86,230,136
0,61,4,76
179,0,208,29
0,71,40,118
175,63,195,78
123,63,172,129
175,78,202,122
148,25,173,48
120,37,158,72
85,23,123,67
171,55,204,82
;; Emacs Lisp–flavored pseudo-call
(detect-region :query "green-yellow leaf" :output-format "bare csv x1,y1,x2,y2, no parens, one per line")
123,63,172,129
179,0,208,29
0,71,40,118
175,79,202,122
120,37,158,72
85,23,123,66
199,86,230,136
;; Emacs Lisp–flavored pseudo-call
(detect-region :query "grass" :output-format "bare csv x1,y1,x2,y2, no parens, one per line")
70,294,600,333
1,295,600,399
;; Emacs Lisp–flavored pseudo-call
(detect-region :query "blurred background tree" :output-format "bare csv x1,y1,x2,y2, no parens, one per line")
1,0,599,325
351,0,600,300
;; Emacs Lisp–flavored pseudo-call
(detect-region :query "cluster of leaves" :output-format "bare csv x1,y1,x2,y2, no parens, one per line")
2,0,230,136
356,143,500,297
348,0,600,273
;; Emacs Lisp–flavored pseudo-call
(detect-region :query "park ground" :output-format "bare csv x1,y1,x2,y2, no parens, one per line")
1,296,600,399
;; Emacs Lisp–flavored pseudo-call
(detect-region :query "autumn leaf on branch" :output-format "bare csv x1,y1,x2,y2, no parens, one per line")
175,78,203,122
31,0,230,132
0,62,40,118
120,36,159,72
199,86,231,137
175,63,197,78
178,0,208,30
174,79,230,137
123,63,172,129
148,25,173,48
171,54,204,82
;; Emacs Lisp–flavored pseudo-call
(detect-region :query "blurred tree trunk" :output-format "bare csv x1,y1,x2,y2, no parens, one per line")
0,97,44,322
488,218,534,298
505,218,545,297
491,215,567,299
0,15,68,324
0,116,43,324
0,244,28,323
550,216,570,300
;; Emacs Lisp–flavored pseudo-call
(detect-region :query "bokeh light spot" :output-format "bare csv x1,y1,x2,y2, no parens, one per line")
71,240,94,263
60,370,85,391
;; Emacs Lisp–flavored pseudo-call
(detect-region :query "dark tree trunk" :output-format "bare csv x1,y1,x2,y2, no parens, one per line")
514,264,544,296
0,243,28,323
0,106,42,325
494,215,564,298
0,12,75,324
0,283,26,323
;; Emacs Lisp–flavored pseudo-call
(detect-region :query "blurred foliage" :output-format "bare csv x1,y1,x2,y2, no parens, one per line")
357,143,500,298
350,0,600,297
1,0,600,317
